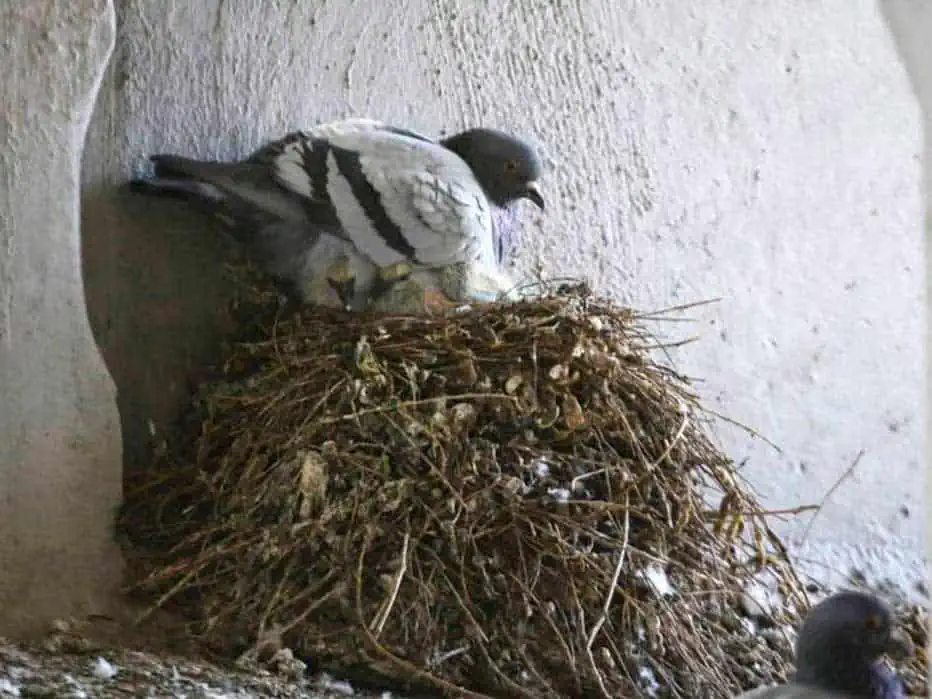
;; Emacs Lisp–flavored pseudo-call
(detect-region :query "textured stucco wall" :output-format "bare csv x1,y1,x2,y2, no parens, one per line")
0,1,122,636
80,0,925,594
877,0,932,597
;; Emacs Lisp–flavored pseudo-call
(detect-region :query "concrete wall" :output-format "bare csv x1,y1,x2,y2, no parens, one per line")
88,0,926,588
879,0,932,573
0,1,122,637
878,0,932,681
1,0,927,635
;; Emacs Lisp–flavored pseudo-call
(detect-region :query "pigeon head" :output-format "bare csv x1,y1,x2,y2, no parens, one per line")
440,128,545,210
794,590,913,697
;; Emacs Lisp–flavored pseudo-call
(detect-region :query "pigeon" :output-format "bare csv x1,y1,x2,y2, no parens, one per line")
733,590,913,699
128,118,544,312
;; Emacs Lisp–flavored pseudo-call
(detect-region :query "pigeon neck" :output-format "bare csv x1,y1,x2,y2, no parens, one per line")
438,133,470,159
438,134,502,207
868,662,907,699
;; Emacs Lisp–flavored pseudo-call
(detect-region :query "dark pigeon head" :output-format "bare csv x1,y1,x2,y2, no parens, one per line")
794,590,912,698
440,128,545,210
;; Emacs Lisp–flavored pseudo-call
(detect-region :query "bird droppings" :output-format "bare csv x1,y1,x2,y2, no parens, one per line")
314,674,355,696
636,564,676,598
115,284,930,698
530,458,550,478
91,656,118,680
740,579,781,620
637,665,661,697
0,678,19,697
546,486,571,503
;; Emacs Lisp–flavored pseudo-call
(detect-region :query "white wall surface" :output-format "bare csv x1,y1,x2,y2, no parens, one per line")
0,0,122,637
88,0,925,595
877,0,932,600
586,1,927,593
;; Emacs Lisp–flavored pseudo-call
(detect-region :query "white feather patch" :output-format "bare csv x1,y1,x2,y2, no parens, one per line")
323,150,407,267
273,119,394,201
315,128,493,267
274,139,316,200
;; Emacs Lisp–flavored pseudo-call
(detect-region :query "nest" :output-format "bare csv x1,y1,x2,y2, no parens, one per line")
121,283,826,698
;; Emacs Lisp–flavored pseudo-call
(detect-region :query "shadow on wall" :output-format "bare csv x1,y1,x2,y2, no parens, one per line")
77,5,279,479
80,181,240,474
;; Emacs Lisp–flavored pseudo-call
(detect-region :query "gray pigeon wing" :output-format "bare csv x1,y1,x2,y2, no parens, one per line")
268,120,411,257
272,124,493,269
250,131,344,232
365,164,492,266
244,120,411,233
145,155,314,228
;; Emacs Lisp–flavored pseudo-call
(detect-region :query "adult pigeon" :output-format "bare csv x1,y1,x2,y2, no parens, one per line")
733,590,913,699
129,117,544,312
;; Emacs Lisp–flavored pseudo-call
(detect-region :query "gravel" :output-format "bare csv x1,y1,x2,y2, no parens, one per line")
0,610,412,699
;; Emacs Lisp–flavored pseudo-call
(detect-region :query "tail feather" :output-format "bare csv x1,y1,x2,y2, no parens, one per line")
148,154,240,182
130,153,311,228
128,175,225,203
128,150,356,299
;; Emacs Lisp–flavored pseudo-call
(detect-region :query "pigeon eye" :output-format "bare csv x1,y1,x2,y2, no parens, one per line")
864,614,883,632
504,160,518,173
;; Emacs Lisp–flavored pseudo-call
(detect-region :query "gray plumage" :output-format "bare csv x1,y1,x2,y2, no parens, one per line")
734,591,912,699
129,118,544,310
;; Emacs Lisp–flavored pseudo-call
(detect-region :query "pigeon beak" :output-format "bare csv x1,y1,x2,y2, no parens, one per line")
884,628,914,660
523,181,545,210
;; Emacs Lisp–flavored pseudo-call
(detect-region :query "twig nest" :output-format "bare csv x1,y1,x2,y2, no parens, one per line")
121,288,809,699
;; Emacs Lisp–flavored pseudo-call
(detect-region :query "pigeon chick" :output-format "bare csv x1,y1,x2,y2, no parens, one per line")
129,118,544,311
367,270,445,315
364,248,525,315
734,590,913,699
